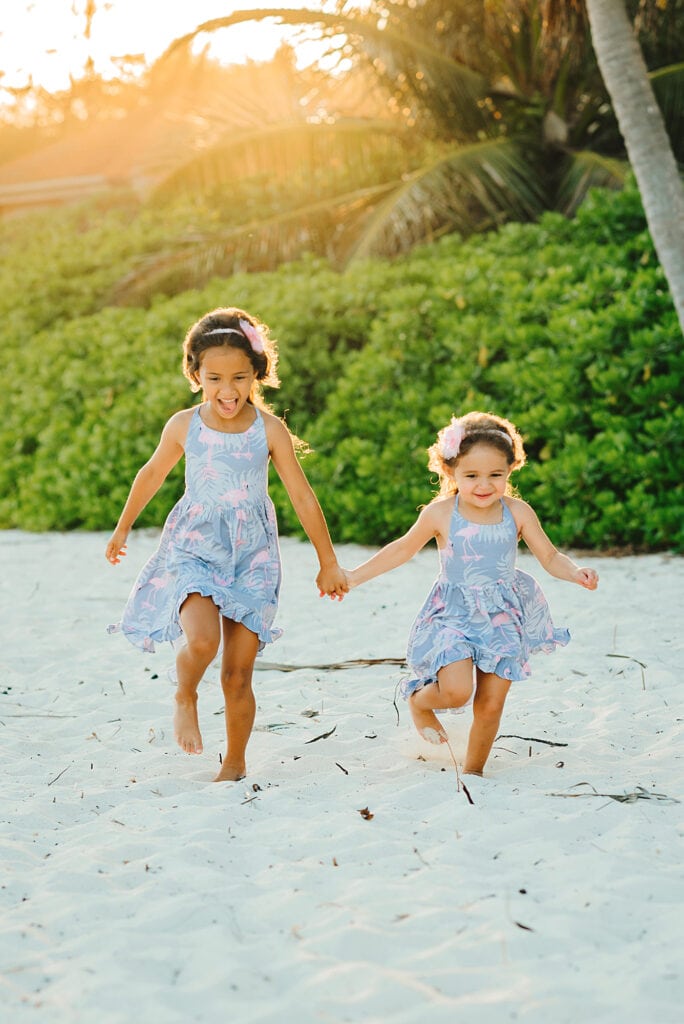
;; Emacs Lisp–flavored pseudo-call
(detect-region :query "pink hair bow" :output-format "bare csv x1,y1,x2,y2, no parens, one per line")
239,318,264,354
439,417,465,459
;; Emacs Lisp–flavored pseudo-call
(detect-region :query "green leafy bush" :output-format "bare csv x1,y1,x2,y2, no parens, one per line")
1,182,682,551
299,190,682,550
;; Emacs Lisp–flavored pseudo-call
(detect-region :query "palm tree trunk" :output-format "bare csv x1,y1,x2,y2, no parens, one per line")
584,0,684,333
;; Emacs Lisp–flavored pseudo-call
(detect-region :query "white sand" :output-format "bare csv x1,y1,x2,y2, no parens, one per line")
2,529,683,1023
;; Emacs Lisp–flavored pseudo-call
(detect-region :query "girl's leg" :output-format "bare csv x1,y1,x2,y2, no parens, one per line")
175,593,221,754
463,670,511,776
408,659,474,742
214,617,260,782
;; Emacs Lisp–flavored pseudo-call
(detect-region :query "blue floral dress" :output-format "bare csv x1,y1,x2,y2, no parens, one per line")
403,495,569,696
109,405,282,653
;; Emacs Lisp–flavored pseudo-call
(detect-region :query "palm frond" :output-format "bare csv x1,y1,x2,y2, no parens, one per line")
494,2,544,96
121,2,683,293
110,181,399,305
649,62,684,161
555,151,627,215
341,137,547,261
154,119,412,199
163,7,490,138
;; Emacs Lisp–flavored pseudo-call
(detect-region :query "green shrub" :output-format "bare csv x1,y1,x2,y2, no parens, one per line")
295,189,683,551
1,181,682,551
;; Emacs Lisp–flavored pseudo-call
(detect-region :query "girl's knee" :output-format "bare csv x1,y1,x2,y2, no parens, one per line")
436,660,473,708
220,664,254,695
473,696,506,724
185,634,219,665
438,679,473,708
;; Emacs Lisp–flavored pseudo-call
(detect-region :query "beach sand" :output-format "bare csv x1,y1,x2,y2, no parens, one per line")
2,529,682,1023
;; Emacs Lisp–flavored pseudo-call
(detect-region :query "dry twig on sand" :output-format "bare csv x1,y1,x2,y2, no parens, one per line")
606,653,647,690
497,733,568,747
549,782,679,804
255,658,405,672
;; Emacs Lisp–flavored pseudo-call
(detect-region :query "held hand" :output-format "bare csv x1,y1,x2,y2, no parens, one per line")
342,567,359,590
105,529,129,565
575,567,599,590
316,563,349,600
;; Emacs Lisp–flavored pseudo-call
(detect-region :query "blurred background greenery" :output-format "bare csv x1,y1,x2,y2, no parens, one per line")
1,1,682,550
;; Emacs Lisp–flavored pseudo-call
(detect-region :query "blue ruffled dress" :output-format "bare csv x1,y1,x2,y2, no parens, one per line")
109,405,282,653
402,495,569,696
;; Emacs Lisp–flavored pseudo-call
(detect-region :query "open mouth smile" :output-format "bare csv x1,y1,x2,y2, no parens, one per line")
217,398,238,414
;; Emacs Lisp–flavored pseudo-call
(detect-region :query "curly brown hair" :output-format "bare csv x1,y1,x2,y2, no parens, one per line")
428,411,526,498
182,307,279,405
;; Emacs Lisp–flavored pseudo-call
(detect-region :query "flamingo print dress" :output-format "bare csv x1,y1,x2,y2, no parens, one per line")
403,495,569,697
110,406,282,653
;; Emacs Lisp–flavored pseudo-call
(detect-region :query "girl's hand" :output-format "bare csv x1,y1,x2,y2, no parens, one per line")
575,567,599,590
316,563,349,600
106,529,129,565
342,568,358,590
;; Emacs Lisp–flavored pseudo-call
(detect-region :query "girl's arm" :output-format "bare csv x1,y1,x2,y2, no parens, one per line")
346,504,441,588
266,416,348,598
510,499,599,590
105,411,189,565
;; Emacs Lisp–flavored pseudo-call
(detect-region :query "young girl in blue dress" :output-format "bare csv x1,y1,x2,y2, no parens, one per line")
344,411,598,777
106,306,347,781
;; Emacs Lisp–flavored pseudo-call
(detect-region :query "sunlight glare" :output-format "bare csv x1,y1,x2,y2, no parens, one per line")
0,0,339,98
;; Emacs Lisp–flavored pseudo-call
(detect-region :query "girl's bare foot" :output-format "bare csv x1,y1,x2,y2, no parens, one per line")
173,692,203,754
422,726,449,745
408,696,447,744
213,761,246,783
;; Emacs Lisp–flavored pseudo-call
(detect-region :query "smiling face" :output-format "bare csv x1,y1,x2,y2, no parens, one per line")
450,442,512,515
195,346,257,429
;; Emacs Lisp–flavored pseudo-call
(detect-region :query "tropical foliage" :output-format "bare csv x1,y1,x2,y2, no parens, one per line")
2,181,681,551
113,0,684,300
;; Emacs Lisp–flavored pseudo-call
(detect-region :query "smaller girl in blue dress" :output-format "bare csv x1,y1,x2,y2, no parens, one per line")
106,307,347,781
344,411,598,777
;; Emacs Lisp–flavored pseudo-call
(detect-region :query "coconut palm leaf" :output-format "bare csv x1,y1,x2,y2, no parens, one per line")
164,6,491,139
493,0,547,97
649,62,684,161
115,137,549,301
554,150,627,215
563,60,684,157
109,1,684,304
154,119,415,199
341,137,548,261
110,180,400,304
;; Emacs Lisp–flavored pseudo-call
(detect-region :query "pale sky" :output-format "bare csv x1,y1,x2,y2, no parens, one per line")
0,1,335,96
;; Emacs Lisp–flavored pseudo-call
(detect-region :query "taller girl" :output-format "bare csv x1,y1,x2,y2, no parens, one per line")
106,307,347,781
345,411,598,777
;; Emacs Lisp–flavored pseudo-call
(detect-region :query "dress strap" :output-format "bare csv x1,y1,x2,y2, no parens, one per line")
501,498,518,533
188,404,203,437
